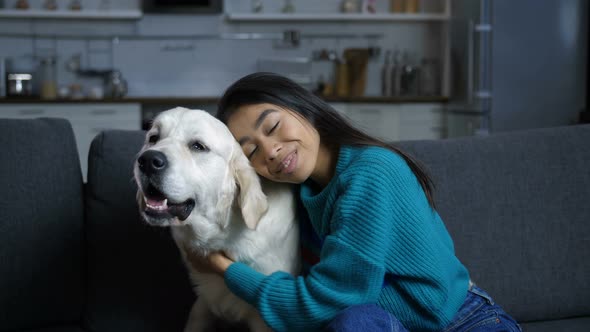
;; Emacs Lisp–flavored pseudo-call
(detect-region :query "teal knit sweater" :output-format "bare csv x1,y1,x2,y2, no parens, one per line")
225,145,470,331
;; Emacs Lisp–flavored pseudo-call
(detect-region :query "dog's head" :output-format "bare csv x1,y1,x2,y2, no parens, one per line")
134,107,268,232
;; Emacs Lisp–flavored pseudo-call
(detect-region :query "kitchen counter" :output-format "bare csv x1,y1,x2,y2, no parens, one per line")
0,96,448,105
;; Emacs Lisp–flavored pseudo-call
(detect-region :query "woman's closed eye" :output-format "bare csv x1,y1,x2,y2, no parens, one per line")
268,121,279,134
247,146,258,159
246,121,279,159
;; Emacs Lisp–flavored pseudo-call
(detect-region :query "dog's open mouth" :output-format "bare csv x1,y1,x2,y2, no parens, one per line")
142,183,195,222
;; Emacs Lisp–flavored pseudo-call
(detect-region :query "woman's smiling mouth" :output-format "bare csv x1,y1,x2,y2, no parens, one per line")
277,151,297,174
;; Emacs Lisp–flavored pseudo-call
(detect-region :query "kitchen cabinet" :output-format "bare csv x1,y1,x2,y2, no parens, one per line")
330,103,444,142
0,103,141,181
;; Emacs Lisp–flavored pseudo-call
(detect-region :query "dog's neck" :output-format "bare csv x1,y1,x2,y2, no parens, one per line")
176,193,249,257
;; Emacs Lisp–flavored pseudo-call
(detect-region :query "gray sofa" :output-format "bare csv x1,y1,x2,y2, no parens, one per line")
0,117,589,332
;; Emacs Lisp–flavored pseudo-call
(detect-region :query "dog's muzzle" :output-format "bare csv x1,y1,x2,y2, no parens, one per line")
137,150,196,223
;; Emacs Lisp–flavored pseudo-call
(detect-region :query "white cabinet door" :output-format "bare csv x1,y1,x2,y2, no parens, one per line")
0,103,141,181
398,104,445,140
341,103,401,142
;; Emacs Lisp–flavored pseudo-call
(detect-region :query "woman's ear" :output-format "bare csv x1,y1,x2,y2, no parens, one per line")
229,142,268,229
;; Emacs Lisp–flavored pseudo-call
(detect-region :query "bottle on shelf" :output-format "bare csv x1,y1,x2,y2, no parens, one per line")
400,50,420,96
419,58,440,96
381,50,393,97
391,49,402,96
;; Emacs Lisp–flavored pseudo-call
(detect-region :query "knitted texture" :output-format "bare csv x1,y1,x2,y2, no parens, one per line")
225,146,470,331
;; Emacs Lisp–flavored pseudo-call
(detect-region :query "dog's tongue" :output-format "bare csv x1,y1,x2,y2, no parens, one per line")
146,197,168,211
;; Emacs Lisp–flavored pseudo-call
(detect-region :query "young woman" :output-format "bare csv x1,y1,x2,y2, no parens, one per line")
190,72,520,331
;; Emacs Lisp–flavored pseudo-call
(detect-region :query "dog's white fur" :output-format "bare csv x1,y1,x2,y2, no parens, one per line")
133,107,300,332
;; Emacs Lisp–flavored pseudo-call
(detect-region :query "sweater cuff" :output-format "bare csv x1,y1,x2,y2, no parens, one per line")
225,262,266,305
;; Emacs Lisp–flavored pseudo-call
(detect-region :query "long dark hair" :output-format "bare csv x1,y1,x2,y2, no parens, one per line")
217,72,435,207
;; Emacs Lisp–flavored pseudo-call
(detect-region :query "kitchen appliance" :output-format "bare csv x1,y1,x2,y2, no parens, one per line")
7,73,34,98
446,0,587,136
142,0,222,14
4,57,38,98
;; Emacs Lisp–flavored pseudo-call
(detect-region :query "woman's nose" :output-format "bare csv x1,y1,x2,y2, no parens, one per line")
262,141,281,161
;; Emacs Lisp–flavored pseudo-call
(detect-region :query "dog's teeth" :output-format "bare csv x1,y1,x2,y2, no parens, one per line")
163,199,168,207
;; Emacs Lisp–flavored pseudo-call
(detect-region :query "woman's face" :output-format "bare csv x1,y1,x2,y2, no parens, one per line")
227,103,321,184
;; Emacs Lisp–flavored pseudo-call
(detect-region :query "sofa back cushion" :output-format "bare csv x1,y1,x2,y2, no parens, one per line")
397,124,590,323
84,130,194,332
0,118,85,330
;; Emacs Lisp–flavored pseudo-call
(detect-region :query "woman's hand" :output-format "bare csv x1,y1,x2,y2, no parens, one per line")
183,245,234,277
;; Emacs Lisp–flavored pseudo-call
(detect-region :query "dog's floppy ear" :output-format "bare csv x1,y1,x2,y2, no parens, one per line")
229,142,268,230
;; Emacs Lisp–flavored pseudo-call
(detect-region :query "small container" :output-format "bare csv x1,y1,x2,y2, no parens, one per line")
341,0,361,13
43,0,58,10
15,0,29,10
69,0,82,11
281,0,295,13
251,0,263,13
405,0,419,13
390,0,404,13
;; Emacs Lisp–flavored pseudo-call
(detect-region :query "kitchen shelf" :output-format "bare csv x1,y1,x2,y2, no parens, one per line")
0,9,142,20
0,96,448,105
226,12,449,22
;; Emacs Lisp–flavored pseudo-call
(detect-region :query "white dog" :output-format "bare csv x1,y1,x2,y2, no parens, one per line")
134,107,300,332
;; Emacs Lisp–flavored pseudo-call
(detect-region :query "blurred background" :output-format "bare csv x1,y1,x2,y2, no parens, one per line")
0,0,587,177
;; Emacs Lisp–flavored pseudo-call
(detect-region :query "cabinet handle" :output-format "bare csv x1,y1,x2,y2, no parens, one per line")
91,109,117,115
18,109,44,115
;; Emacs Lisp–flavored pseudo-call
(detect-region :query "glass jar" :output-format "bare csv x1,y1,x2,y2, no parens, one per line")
40,56,57,100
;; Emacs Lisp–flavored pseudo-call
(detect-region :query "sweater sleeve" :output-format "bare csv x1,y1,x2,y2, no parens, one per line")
225,152,423,331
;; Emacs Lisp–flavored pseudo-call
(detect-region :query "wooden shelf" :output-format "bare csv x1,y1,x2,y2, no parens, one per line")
0,9,142,20
226,12,449,22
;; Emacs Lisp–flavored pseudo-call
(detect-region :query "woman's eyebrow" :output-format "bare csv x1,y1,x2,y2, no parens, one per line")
238,109,278,145
254,109,277,130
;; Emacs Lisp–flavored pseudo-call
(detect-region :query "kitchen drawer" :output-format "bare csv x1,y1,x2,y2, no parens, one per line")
399,104,443,124
67,104,141,123
344,103,400,142
0,104,70,119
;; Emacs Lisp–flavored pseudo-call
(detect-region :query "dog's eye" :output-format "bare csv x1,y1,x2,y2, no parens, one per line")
190,141,207,151
148,134,159,144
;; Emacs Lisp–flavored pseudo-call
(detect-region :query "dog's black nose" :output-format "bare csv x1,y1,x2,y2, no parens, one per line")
138,150,168,175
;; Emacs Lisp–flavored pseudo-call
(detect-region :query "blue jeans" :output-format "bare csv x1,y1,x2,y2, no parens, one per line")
324,285,521,332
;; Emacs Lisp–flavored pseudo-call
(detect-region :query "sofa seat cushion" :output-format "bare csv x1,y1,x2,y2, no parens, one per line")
519,316,590,332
